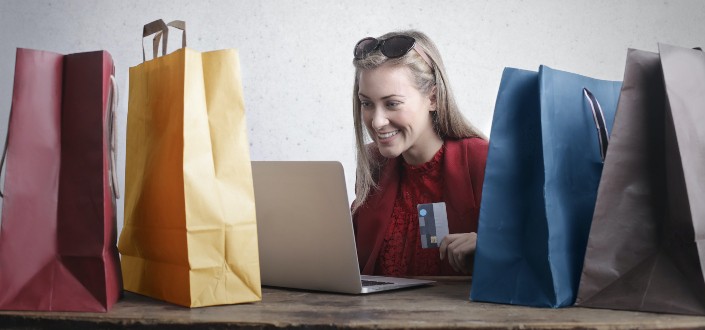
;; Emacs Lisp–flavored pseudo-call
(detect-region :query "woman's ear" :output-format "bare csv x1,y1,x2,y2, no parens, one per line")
429,85,438,112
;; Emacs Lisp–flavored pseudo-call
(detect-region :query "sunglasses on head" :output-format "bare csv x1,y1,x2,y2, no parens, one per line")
353,35,433,69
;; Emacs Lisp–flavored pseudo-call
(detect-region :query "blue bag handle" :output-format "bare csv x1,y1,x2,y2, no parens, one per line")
582,88,610,161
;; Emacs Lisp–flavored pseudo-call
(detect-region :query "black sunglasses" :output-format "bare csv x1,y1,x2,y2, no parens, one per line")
353,36,433,68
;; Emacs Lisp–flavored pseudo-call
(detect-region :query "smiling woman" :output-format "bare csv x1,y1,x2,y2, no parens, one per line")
358,63,442,165
351,30,488,277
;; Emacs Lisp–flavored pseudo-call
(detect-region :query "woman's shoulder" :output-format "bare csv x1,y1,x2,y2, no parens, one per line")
445,137,488,153
445,137,488,171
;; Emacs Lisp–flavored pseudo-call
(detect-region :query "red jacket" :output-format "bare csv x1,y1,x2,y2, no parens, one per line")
352,138,489,275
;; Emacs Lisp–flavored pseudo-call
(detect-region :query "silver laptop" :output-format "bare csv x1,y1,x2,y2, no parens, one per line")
252,161,434,294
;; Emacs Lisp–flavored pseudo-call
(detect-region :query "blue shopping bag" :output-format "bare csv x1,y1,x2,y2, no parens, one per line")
470,66,621,307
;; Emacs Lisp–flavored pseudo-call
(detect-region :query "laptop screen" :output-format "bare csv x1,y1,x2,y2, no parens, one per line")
251,161,364,293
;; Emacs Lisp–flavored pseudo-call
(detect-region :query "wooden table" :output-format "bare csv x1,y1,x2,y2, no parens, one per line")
1,277,705,329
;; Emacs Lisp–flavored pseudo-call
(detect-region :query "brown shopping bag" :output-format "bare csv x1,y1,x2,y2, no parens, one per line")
575,44,705,315
0,48,122,312
118,20,261,307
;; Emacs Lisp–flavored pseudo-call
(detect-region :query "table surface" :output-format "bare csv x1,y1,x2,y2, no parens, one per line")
1,277,705,329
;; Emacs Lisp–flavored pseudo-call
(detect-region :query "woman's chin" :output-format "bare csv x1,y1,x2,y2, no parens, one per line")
376,145,402,159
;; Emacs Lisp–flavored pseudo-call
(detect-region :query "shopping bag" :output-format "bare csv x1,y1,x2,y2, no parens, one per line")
575,45,705,315
0,48,122,312
470,65,620,307
118,20,261,307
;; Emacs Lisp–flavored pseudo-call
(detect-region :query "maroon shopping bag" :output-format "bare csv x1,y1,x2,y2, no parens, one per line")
0,48,121,312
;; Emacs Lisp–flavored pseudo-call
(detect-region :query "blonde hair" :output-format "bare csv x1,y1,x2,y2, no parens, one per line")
351,30,485,213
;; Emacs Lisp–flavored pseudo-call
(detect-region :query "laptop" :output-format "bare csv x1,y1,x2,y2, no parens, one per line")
251,161,434,294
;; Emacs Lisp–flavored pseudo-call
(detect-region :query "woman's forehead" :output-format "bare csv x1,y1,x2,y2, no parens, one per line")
358,64,416,97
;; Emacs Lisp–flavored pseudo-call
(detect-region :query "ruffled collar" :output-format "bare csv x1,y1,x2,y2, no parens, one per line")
401,143,445,174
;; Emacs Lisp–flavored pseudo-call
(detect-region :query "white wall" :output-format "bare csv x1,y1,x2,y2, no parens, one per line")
0,0,703,234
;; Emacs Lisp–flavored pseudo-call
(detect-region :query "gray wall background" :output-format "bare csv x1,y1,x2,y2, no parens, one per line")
0,0,703,234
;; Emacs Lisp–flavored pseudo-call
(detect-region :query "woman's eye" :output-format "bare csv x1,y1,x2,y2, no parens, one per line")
360,101,372,108
386,101,400,108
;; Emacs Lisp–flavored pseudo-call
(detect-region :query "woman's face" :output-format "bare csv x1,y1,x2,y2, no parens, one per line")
358,63,438,165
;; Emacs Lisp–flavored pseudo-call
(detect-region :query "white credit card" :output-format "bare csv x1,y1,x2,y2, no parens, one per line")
418,202,449,249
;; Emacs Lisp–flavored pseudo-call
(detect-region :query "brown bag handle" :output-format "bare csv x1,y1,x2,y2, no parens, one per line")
152,20,187,56
142,19,168,62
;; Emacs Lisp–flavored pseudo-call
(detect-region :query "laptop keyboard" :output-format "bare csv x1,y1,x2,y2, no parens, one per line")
361,279,395,287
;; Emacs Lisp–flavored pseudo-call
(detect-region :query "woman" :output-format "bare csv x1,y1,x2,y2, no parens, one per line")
351,30,488,276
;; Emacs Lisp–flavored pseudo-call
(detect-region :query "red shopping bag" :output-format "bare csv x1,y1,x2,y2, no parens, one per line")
0,48,121,312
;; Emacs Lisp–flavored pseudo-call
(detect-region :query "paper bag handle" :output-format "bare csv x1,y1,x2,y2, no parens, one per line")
0,121,9,198
583,88,610,161
106,75,120,199
142,19,168,62
152,20,187,55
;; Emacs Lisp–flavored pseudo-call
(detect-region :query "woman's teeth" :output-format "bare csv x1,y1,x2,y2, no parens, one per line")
378,130,399,139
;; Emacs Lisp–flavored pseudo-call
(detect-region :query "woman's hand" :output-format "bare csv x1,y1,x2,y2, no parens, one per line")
439,232,477,274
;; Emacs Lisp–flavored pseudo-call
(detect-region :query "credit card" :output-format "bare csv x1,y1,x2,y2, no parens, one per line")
418,202,449,249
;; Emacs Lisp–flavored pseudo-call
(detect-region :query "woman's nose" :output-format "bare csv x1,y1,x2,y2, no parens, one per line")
371,109,388,130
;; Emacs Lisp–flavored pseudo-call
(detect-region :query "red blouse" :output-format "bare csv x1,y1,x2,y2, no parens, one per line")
376,145,445,276
353,138,489,276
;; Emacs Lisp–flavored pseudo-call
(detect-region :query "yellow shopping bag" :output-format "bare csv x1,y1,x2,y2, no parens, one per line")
118,20,261,307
